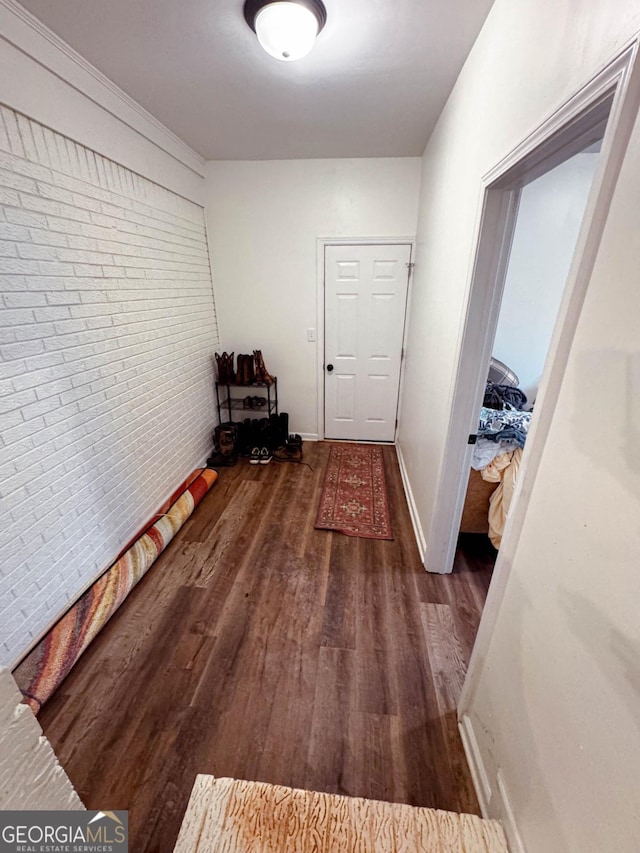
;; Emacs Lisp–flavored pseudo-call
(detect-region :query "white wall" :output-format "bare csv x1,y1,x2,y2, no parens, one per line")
398,0,640,851
493,151,599,403
0,667,82,808
204,158,421,437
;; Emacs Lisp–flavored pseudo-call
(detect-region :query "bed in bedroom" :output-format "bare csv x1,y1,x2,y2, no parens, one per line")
459,360,532,549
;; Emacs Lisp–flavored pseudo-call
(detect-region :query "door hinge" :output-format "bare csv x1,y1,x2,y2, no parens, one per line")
468,434,477,445
406,262,415,278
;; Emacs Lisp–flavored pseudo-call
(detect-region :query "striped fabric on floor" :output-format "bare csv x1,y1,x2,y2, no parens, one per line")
174,775,509,852
13,468,217,714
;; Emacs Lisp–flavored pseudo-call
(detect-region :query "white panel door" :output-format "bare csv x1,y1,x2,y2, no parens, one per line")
324,243,411,441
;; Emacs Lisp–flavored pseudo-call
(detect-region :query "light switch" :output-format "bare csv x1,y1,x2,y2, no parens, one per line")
307,328,316,342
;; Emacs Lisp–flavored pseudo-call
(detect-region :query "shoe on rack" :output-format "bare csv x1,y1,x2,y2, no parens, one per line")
259,446,272,465
215,351,235,384
249,446,261,465
253,350,274,384
237,354,255,385
235,354,246,385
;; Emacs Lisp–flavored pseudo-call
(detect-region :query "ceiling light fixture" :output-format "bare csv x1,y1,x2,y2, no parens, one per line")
243,0,327,62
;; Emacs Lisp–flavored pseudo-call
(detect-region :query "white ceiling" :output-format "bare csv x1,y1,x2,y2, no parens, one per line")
18,0,495,161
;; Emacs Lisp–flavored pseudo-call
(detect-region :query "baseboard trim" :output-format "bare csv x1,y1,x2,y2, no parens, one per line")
299,433,319,441
496,770,527,853
459,713,492,815
459,714,526,853
395,444,427,562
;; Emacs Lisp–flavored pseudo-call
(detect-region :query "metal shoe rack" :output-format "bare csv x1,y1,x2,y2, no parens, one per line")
215,377,278,424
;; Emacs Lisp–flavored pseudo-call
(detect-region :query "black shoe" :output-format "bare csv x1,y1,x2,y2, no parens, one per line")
278,412,289,446
249,446,261,465
236,419,252,456
207,451,237,468
258,417,273,450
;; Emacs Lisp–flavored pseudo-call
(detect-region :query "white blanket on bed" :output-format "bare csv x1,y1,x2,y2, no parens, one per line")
471,437,520,470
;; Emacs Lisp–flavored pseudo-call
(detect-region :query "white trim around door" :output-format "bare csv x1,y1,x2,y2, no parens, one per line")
427,40,640,579
452,35,640,723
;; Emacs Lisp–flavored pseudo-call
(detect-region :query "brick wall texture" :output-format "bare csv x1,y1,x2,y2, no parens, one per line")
0,106,220,666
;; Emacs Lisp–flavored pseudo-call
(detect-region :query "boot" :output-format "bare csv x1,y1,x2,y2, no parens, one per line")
235,418,252,456
269,414,281,450
258,417,272,450
279,412,289,447
207,422,238,467
245,353,255,385
236,354,255,385
226,352,235,383
253,350,273,385
272,421,303,463
215,351,235,384
247,418,261,453
214,351,224,382
235,354,245,385
270,412,288,449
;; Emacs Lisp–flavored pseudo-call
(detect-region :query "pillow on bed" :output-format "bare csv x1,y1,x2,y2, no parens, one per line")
487,357,519,387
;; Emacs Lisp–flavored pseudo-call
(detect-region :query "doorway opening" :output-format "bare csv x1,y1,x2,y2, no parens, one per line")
458,140,602,557
426,42,640,584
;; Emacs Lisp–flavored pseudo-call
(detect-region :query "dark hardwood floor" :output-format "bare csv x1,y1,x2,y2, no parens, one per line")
39,442,495,853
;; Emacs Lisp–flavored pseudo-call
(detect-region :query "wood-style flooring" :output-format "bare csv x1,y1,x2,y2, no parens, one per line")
39,442,495,853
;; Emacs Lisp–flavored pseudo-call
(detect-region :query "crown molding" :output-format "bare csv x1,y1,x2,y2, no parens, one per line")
0,0,206,176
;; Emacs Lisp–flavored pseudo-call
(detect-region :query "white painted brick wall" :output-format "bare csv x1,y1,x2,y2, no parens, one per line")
0,107,220,666
0,667,83,808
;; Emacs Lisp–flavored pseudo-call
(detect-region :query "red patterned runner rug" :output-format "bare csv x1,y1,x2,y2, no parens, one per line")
315,443,393,540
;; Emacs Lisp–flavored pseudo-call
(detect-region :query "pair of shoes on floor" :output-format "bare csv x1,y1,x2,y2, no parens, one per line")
249,446,272,465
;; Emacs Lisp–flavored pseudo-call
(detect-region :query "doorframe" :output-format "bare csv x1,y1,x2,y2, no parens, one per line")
446,37,640,809
316,236,416,442
426,39,640,576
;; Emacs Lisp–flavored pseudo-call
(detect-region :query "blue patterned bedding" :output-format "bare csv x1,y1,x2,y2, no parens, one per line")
477,406,531,448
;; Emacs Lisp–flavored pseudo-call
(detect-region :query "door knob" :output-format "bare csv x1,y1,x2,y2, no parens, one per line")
326,364,334,372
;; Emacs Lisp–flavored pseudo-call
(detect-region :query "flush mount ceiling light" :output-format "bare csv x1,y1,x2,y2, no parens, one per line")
243,0,327,62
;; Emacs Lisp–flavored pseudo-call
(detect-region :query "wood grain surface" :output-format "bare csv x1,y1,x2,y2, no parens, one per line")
39,443,495,853
174,775,508,852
